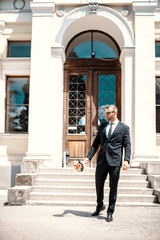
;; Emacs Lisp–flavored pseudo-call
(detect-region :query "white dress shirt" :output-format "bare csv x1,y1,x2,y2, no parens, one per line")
106,119,119,138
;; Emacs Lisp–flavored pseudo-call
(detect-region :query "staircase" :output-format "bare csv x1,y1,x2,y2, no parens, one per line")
27,167,159,206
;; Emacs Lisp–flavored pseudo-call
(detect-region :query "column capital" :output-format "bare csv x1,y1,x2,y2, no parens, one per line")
30,2,55,17
0,21,5,34
132,1,157,16
120,46,135,63
51,46,66,63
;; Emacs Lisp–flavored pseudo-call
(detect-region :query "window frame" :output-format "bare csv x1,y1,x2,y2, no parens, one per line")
5,76,30,133
7,40,31,58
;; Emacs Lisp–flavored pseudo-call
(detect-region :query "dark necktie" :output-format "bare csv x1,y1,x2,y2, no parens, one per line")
108,123,113,138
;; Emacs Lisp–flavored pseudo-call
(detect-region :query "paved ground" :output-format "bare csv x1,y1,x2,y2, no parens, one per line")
0,191,160,240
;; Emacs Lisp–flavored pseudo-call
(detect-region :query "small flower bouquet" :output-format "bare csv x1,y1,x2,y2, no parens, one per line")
73,160,84,172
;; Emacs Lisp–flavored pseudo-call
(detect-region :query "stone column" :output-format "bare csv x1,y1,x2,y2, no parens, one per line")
22,2,56,172
132,1,158,164
0,20,8,165
0,21,11,188
0,21,5,134
120,46,135,160
50,46,66,167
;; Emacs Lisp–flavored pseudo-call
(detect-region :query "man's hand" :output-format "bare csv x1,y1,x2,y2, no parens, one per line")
83,158,90,165
122,160,129,170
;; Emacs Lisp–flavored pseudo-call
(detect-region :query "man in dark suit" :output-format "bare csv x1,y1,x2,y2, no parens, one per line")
84,105,131,222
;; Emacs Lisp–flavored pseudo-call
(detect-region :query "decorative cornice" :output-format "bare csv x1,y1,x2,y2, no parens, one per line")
0,21,5,34
132,1,157,16
121,7,131,16
30,2,55,17
56,7,66,17
89,2,98,14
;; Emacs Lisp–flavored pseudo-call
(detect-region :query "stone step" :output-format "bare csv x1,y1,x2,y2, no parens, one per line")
26,200,160,207
35,179,150,188
31,186,153,195
27,167,158,207
29,192,157,203
36,173,147,181
39,167,145,174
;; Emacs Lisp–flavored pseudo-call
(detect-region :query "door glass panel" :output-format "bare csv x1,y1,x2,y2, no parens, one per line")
98,75,116,125
68,75,86,134
66,31,119,59
68,41,117,59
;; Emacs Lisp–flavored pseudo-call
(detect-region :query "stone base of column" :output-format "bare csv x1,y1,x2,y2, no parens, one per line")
7,172,37,206
8,186,32,206
0,145,10,166
0,150,11,189
22,153,54,173
131,155,160,167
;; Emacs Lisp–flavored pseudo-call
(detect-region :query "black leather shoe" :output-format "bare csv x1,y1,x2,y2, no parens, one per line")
106,213,113,222
92,204,106,216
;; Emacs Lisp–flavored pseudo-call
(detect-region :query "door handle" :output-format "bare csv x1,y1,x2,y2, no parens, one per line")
93,129,98,136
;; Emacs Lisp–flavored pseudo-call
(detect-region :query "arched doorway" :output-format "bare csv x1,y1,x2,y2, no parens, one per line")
63,30,121,164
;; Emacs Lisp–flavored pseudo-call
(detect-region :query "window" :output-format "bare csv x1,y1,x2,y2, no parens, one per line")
156,76,160,133
6,77,29,133
8,41,31,57
155,41,160,58
66,31,120,59
68,75,86,134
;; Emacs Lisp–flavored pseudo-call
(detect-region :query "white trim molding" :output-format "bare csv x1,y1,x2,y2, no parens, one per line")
54,0,152,5
132,1,157,16
120,46,135,62
0,21,5,34
30,2,55,17
157,134,160,145
51,46,66,63
53,5,134,50
156,58,160,73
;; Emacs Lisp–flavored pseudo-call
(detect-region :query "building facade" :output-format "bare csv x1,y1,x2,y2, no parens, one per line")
0,0,160,188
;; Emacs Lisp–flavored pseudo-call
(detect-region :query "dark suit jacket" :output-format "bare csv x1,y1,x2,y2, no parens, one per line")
87,121,131,166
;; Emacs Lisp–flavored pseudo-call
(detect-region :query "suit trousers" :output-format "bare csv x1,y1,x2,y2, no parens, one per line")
95,162,121,214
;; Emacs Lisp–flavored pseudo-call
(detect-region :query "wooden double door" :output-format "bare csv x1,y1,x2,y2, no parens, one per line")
63,59,121,163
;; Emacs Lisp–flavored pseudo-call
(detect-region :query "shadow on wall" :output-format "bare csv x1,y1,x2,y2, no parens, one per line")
11,166,21,187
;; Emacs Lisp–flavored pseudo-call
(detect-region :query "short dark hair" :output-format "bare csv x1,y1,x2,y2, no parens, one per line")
106,105,118,113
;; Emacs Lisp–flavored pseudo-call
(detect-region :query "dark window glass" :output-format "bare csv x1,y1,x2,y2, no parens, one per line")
156,77,160,105
66,31,119,59
155,42,160,58
6,77,29,132
156,106,160,133
156,77,160,133
8,41,31,57
69,41,117,59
